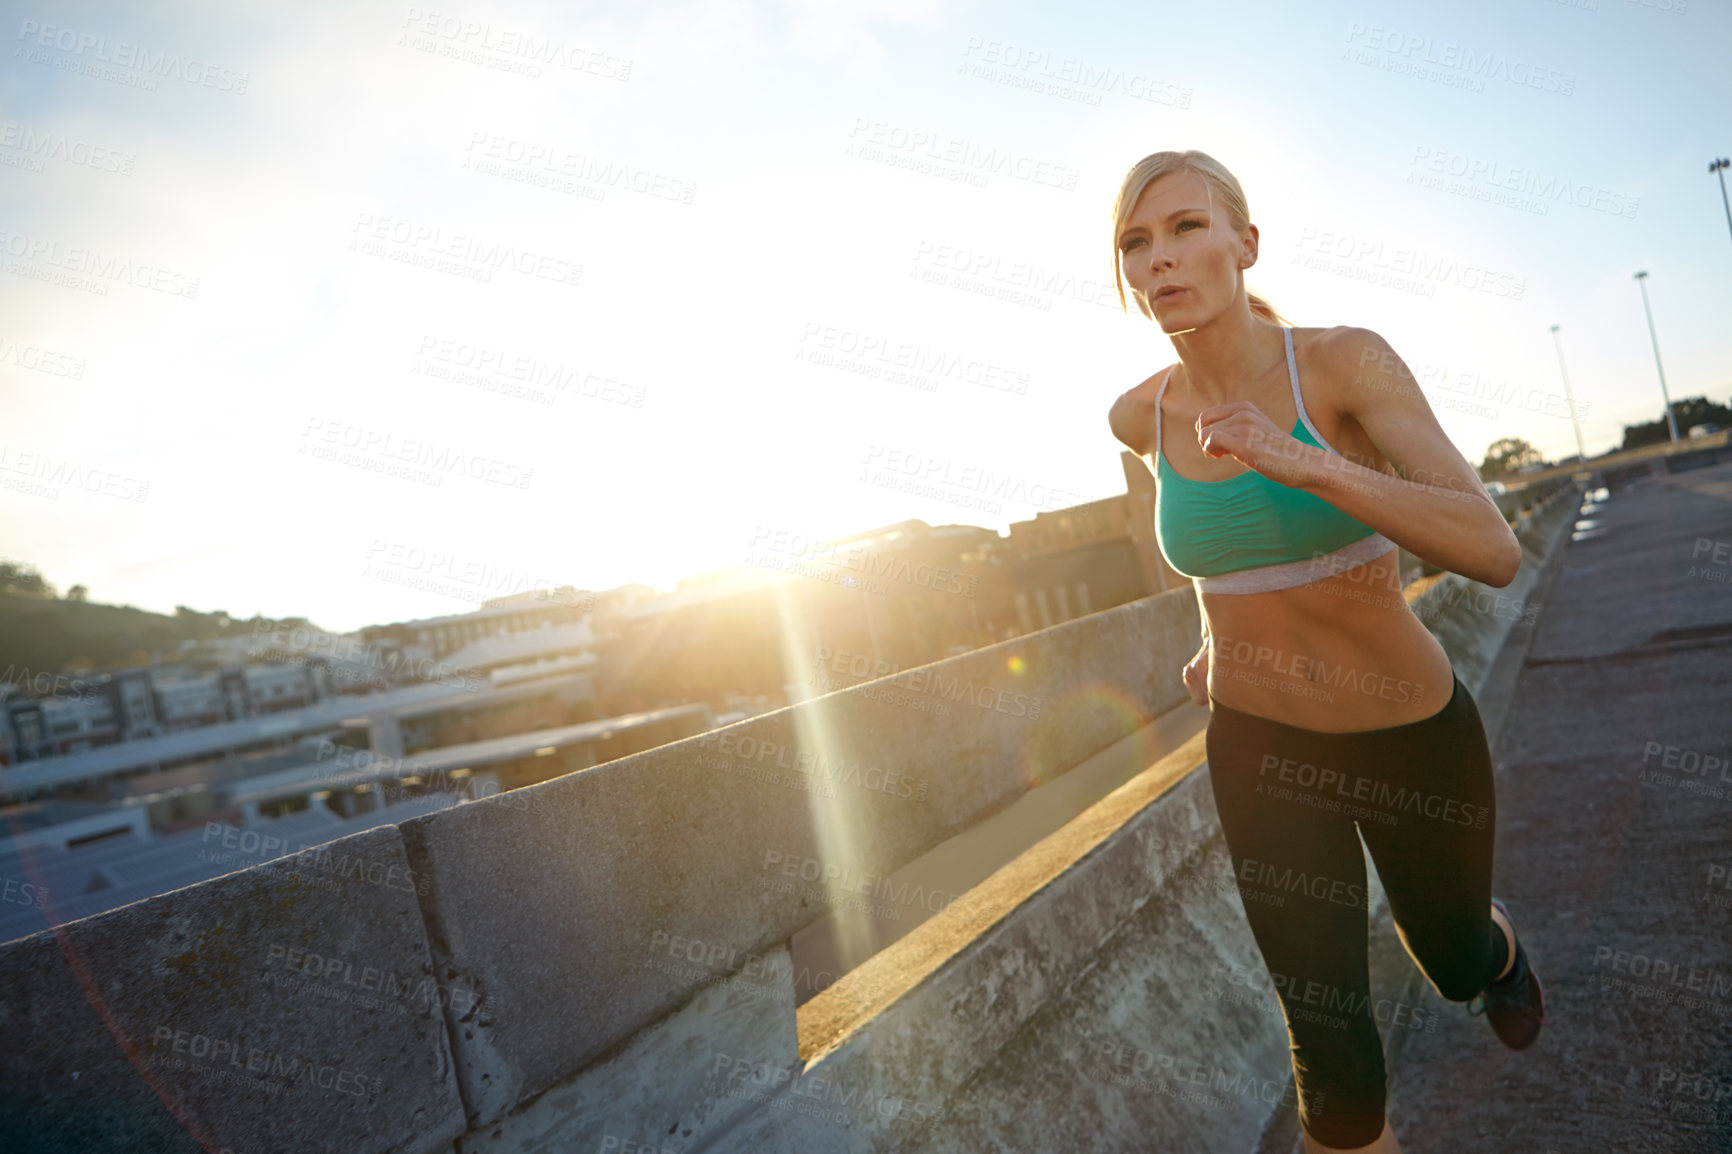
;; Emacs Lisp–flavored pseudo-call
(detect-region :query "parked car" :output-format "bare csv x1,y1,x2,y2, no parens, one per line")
1688,423,1721,438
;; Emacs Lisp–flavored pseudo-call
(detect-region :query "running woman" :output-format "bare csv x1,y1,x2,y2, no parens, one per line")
1106,150,1545,1154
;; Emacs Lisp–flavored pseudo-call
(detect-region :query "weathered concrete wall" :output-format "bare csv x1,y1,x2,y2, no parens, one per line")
397,585,1201,1128
0,585,1205,1151
0,483,1585,1154
0,827,464,1154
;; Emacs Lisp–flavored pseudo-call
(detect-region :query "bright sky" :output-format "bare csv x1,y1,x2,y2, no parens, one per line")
2,0,1727,634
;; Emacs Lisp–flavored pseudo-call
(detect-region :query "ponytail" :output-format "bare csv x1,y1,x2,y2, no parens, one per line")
1247,291,1288,326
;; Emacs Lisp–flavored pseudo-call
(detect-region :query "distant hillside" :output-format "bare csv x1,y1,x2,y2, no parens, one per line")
0,562,314,685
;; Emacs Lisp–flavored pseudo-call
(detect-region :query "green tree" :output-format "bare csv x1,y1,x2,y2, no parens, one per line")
67,585,88,602
0,560,56,598
1479,437,1544,480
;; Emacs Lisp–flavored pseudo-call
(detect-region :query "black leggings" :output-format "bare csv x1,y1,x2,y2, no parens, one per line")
1205,671,1500,1149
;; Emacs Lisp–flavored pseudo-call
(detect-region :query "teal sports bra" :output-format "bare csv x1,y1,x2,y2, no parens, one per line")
1150,326,1396,594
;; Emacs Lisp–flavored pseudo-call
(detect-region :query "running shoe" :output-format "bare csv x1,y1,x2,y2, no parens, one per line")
1466,897,1545,1050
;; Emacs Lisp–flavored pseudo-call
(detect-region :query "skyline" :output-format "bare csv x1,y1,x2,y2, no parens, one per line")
3,0,1729,633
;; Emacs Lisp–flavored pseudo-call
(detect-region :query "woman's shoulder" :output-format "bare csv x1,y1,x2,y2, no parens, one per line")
1108,365,1176,454
1293,325,1405,404
1294,324,1394,373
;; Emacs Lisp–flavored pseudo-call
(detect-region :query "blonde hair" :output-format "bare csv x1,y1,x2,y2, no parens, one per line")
1110,149,1287,326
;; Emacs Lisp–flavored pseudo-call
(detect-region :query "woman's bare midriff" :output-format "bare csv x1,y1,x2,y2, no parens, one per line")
1201,547,1457,732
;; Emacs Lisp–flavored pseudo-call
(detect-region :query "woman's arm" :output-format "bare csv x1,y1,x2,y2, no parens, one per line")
1196,327,1523,588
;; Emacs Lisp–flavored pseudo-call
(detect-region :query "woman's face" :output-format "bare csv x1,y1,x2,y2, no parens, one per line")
1117,169,1256,334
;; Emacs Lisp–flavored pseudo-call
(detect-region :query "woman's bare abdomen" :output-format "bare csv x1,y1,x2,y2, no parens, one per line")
1201,550,1456,732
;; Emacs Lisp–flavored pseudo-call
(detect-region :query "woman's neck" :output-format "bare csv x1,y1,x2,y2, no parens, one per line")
1168,310,1285,406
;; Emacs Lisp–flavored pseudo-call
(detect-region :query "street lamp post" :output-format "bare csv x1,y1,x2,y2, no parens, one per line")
1633,271,1679,444
1548,324,1588,464
1712,158,1732,247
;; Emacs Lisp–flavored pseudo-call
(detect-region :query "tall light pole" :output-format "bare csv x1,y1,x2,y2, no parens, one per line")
1548,324,1588,463
1712,158,1732,247
1633,271,1679,444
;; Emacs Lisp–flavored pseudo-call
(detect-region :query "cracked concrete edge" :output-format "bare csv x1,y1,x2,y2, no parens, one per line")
451,948,799,1154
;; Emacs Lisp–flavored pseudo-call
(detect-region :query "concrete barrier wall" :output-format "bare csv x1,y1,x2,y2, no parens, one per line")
0,585,1205,1150
398,585,1201,1128
0,481,1586,1153
0,826,464,1154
